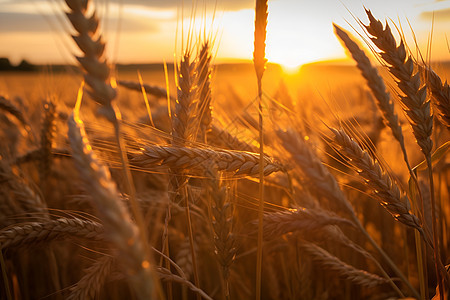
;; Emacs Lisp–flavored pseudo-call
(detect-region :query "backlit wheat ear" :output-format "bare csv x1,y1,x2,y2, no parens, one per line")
205,166,236,298
253,0,268,84
169,50,202,293
68,111,155,299
172,53,199,145
419,65,450,129
130,145,282,177
39,98,56,187
364,9,432,157
330,128,424,234
333,25,405,151
197,42,213,143
364,10,447,292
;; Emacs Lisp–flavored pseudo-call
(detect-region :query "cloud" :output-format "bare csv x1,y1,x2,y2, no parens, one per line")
0,11,159,33
420,7,450,20
100,0,255,11
0,13,49,32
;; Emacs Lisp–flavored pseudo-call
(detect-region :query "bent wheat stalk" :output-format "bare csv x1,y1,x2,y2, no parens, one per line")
278,128,410,297
68,106,155,299
64,1,150,286
331,128,424,234
364,10,445,294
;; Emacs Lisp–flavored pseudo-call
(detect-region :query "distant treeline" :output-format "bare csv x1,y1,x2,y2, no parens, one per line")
0,58,37,72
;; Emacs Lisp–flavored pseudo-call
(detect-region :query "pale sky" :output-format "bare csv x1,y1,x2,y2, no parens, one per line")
0,0,449,69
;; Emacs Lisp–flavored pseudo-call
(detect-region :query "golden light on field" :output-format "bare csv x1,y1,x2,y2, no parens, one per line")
0,0,449,66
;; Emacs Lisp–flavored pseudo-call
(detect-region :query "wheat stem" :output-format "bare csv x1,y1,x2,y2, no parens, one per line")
253,0,268,298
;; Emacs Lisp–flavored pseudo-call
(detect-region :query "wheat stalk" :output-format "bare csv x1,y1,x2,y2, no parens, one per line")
253,4,268,296
68,109,156,299
168,51,201,296
118,80,171,100
278,128,413,297
65,3,151,292
359,13,445,291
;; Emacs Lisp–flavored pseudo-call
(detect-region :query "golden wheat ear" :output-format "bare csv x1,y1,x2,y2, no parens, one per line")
64,0,117,121
419,65,450,129
68,110,156,299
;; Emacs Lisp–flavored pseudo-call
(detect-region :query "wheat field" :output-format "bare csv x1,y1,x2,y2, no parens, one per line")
0,0,449,299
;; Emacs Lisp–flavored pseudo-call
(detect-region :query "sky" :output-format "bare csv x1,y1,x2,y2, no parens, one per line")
0,0,449,70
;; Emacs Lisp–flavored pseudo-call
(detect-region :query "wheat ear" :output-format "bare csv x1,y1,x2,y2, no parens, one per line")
169,51,201,294
209,124,258,152
68,109,155,299
67,255,115,300
205,166,236,299
65,1,150,284
364,9,432,157
277,129,356,216
131,145,282,176
331,128,423,232
364,10,445,293
419,65,450,129
278,128,411,297
333,25,414,166
262,208,354,240
300,241,390,289
0,96,28,128
197,42,213,143
39,99,56,189
0,218,105,250
64,0,116,121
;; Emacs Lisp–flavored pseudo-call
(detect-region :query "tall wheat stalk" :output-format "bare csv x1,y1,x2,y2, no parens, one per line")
64,0,149,264
68,91,155,299
363,10,447,296
253,0,268,299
